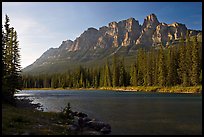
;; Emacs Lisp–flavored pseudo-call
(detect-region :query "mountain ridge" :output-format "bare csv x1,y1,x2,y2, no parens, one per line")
22,13,202,74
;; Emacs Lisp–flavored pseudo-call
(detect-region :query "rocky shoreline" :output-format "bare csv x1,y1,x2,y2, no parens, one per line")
15,97,111,135
67,111,111,135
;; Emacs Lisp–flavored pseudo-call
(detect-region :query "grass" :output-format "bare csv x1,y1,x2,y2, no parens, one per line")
2,102,75,135
22,85,202,93
99,85,202,93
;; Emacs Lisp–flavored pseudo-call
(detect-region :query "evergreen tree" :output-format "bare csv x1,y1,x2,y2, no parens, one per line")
157,47,166,86
199,70,202,84
185,30,192,85
166,47,175,86
130,63,138,86
177,36,189,86
118,57,126,87
146,52,153,86
191,36,200,86
2,15,22,103
136,48,145,86
103,60,112,87
153,49,159,86
112,54,119,87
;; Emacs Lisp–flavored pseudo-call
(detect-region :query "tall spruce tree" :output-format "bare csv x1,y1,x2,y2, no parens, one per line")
2,15,22,103
166,47,175,86
112,54,119,87
185,30,192,86
191,36,200,86
146,52,153,86
118,57,126,87
177,36,188,86
157,46,166,86
130,63,138,86
104,60,112,87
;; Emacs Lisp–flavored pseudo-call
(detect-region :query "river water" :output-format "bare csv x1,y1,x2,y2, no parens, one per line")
15,90,202,135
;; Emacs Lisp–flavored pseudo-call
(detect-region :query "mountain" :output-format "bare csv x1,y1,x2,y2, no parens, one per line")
22,14,202,74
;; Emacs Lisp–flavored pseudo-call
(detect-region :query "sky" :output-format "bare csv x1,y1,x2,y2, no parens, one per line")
2,2,202,68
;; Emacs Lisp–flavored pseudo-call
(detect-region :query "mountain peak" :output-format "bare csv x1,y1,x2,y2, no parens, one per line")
146,13,157,20
143,13,160,29
87,27,98,31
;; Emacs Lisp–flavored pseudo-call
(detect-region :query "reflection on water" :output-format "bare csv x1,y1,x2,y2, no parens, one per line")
15,90,202,135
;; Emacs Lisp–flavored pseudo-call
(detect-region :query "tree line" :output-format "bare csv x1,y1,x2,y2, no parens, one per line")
2,15,22,103
22,34,202,89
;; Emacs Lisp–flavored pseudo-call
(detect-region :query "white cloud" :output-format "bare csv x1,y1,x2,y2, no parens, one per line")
2,11,66,68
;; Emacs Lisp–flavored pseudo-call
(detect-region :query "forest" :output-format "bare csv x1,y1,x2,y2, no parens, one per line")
22,34,202,89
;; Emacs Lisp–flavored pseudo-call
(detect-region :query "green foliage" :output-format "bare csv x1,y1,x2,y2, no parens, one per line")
60,103,74,120
112,54,119,87
191,36,200,86
177,36,189,86
130,63,138,86
2,15,22,103
2,103,74,135
158,47,166,86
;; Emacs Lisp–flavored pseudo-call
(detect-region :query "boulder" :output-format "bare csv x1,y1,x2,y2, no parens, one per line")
100,126,111,134
73,111,88,118
86,121,111,131
67,124,79,131
81,130,102,135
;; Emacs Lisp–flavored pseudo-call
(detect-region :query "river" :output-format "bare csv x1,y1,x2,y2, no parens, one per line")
15,90,202,135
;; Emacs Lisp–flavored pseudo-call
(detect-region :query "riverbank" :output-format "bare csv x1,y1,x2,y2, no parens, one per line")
2,98,111,135
2,99,73,135
22,85,202,93
100,86,202,93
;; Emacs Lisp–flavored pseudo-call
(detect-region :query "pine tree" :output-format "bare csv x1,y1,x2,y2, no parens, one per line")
153,49,159,86
177,36,189,86
103,60,112,87
12,30,22,90
185,30,192,86
2,25,7,92
199,70,202,84
157,47,166,86
166,47,175,86
136,48,145,86
118,57,126,87
191,36,200,86
112,54,119,87
130,63,138,86
2,15,22,103
146,52,153,86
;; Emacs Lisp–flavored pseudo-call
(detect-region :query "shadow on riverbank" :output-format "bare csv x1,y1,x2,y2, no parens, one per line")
2,98,111,135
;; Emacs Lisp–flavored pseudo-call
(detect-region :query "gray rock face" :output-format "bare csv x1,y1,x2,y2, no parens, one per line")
136,13,160,46
68,28,99,51
152,22,188,46
96,18,141,48
59,40,74,51
31,39,73,66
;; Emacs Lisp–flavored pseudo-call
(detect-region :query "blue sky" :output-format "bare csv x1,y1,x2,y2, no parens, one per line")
2,2,202,68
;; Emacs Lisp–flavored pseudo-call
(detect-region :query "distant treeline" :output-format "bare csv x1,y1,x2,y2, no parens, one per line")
22,35,202,88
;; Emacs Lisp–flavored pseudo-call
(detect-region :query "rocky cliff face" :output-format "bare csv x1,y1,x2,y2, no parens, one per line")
68,28,99,51
66,13,201,51
136,14,160,46
31,40,73,67
95,18,141,49
152,22,188,46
